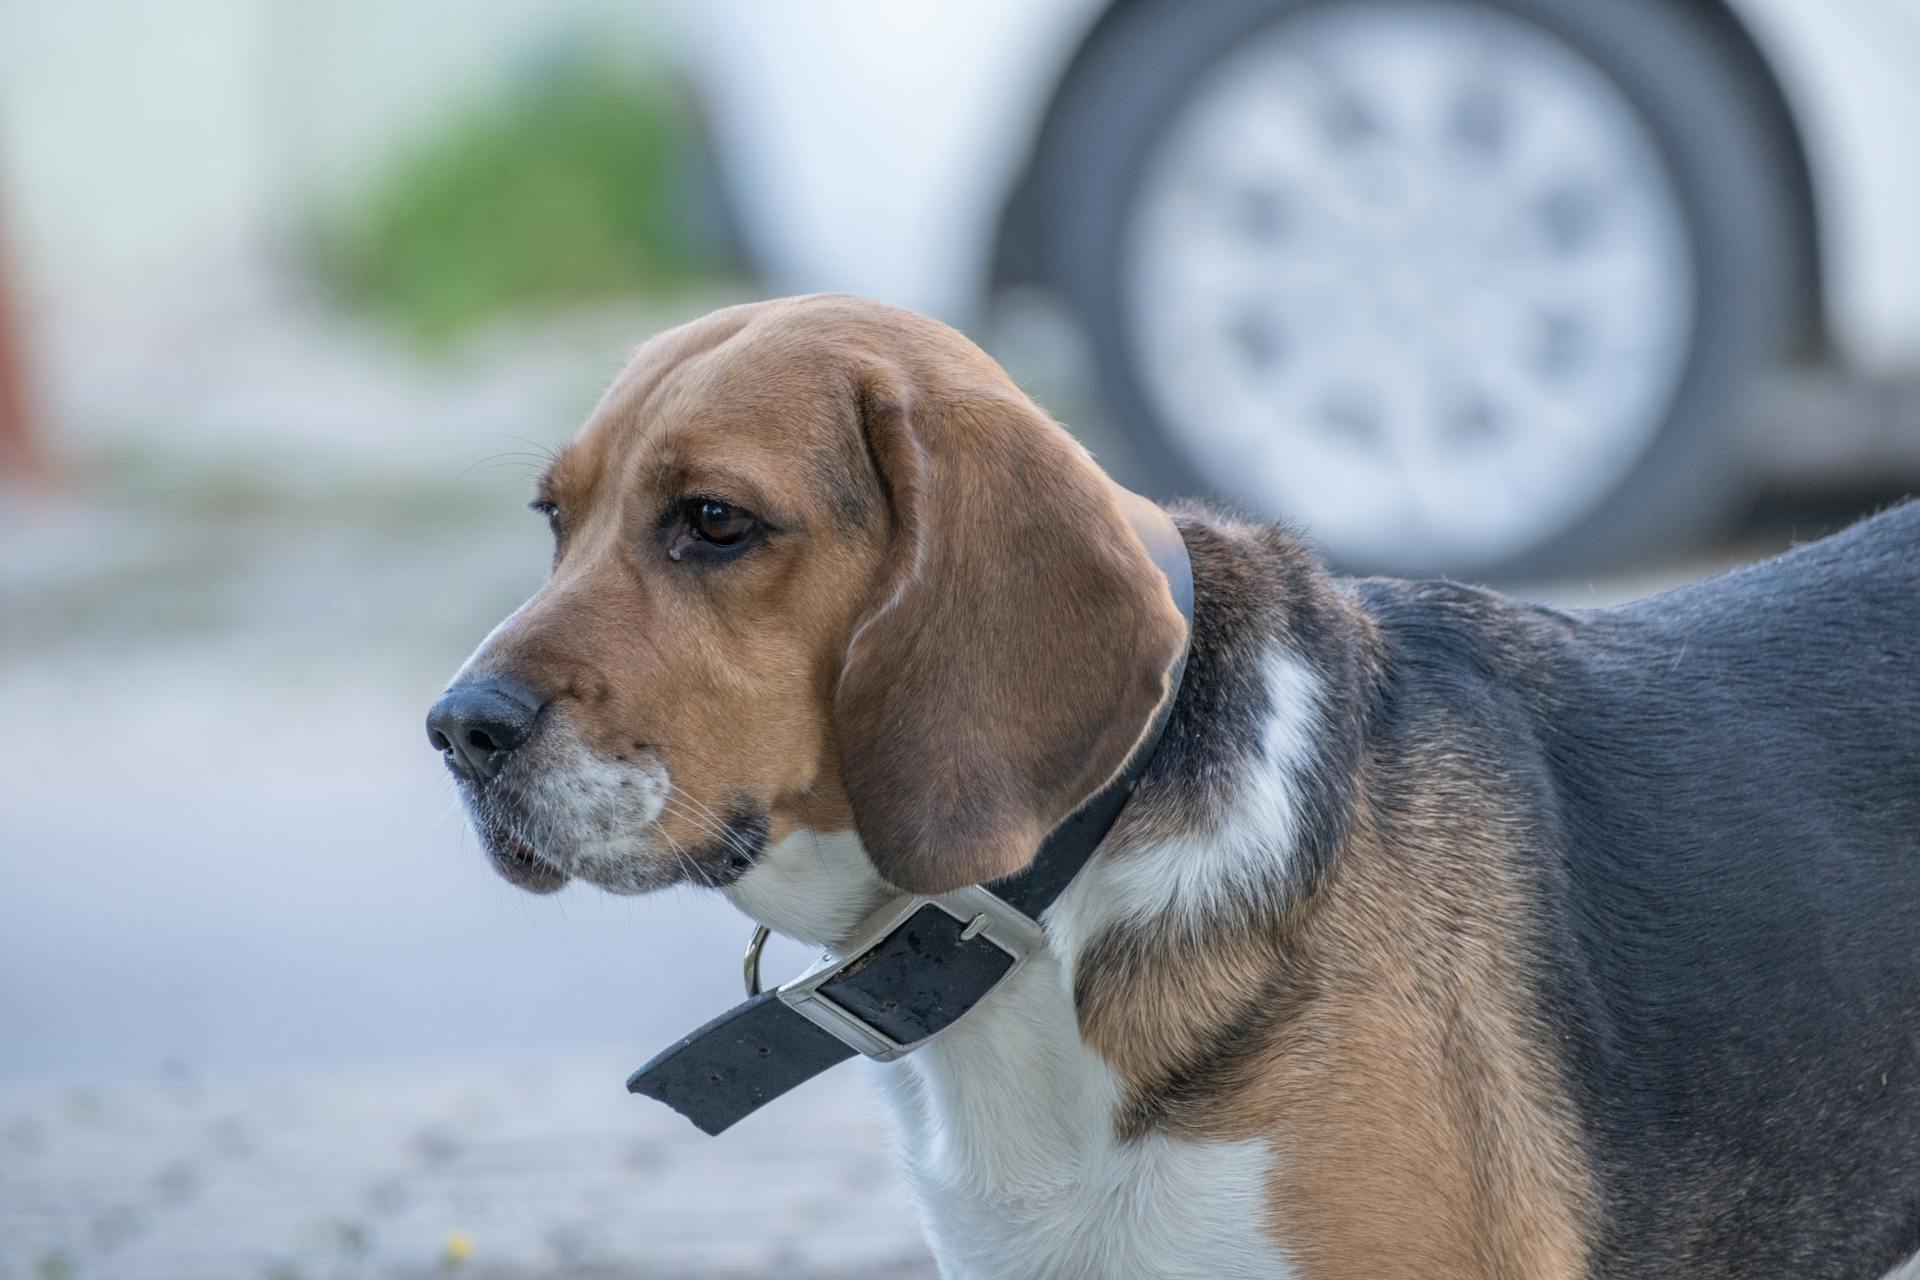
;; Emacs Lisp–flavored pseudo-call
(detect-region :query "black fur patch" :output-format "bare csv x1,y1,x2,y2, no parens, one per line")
1083,509,1381,1120
1351,501,1920,1277
703,809,771,886
1102,499,1920,1275
1134,507,1378,898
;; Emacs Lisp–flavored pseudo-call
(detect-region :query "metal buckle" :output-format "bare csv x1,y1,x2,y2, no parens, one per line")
742,924,772,997
768,885,1045,1062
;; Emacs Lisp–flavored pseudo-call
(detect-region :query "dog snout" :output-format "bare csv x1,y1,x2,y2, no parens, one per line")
426,676,543,780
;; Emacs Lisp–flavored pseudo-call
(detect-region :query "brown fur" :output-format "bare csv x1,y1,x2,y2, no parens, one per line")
1242,767,1590,1280
1081,714,1597,1277
464,293,1183,891
831,370,1186,892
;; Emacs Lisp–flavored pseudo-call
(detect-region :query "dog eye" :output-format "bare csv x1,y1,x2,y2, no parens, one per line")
667,498,764,563
528,499,559,527
688,500,756,547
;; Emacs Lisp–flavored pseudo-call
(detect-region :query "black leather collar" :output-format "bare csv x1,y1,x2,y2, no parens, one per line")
627,491,1194,1135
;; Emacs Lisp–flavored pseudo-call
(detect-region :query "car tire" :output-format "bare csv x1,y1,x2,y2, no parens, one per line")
1026,0,1803,579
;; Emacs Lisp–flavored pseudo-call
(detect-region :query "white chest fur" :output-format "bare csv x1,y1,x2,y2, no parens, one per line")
721,649,1322,1277
728,831,1297,1278
866,953,1295,1280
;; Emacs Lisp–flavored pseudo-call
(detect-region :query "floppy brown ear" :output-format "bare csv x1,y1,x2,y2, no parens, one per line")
833,370,1188,895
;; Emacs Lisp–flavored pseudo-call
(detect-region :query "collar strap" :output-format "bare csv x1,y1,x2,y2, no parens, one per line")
627,492,1194,1135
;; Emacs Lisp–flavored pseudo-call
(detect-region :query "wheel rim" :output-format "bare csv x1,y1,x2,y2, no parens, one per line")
1121,0,1696,570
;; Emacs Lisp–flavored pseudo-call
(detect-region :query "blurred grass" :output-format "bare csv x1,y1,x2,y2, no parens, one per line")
0,448,527,655
80,445,506,528
323,61,733,344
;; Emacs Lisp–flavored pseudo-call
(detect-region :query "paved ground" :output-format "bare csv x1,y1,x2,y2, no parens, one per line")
0,465,934,1279
0,1060,930,1280
0,288,940,1280
0,287,1894,1279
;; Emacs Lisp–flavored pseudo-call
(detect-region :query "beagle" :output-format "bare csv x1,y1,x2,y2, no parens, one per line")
428,294,1920,1280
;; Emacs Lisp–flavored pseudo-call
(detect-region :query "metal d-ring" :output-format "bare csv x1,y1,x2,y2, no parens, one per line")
743,924,771,997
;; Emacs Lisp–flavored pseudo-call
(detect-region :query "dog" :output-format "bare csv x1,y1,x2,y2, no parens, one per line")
427,294,1920,1279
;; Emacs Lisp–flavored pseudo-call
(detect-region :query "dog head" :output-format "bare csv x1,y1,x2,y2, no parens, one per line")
427,295,1185,915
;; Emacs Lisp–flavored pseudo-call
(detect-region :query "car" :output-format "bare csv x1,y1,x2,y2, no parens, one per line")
676,0,1920,577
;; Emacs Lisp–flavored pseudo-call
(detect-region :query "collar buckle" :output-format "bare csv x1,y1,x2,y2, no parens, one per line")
773,885,1045,1061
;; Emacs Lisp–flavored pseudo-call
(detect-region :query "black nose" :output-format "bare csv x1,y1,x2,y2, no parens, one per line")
426,677,542,780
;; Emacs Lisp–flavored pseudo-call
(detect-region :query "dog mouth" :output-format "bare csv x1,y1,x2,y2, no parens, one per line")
470,790,570,894
451,748,768,896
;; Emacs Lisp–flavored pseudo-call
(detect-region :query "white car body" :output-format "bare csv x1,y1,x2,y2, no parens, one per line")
678,0,1920,375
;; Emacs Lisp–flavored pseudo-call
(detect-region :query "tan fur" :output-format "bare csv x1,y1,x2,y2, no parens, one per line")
1082,744,1596,1279
467,293,1183,891
493,302,886,865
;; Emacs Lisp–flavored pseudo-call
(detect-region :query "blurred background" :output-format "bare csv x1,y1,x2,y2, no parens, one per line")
1,0,1915,1276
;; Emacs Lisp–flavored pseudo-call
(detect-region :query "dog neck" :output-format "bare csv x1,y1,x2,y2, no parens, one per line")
723,513,1371,1189
721,510,1610,1277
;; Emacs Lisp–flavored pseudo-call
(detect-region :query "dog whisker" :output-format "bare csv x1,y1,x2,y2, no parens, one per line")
457,450,554,481
656,823,713,889
660,790,760,863
497,433,560,465
666,785,750,843
659,788,735,839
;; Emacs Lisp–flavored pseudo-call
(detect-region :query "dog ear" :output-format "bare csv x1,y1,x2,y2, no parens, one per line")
833,370,1187,895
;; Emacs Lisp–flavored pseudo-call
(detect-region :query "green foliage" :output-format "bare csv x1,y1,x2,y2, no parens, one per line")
326,62,730,343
